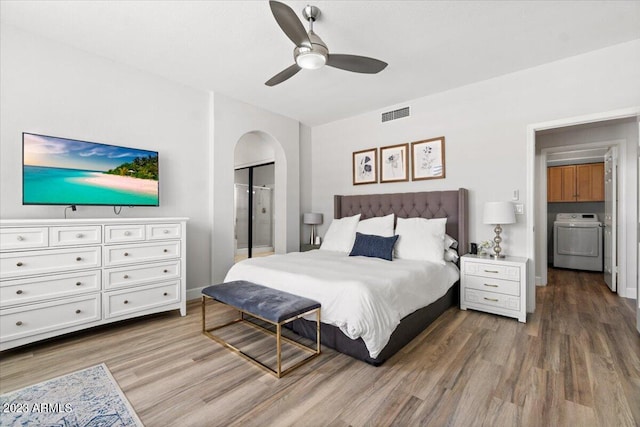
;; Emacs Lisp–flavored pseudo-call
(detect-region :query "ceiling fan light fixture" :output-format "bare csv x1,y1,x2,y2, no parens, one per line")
296,50,326,69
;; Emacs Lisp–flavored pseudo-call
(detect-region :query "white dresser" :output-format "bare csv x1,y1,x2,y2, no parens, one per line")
460,254,527,323
0,217,188,351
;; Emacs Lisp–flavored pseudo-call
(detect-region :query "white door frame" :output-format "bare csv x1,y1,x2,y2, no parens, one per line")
526,107,640,313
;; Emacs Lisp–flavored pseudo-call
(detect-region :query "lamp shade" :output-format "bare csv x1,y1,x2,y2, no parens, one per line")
483,202,516,225
303,213,323,225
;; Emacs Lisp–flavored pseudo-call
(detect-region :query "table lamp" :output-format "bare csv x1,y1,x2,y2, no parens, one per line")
303,213,323,245
483,202,516,258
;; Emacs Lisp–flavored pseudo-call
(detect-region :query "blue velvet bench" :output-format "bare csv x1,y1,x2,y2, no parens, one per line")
201,280,321,378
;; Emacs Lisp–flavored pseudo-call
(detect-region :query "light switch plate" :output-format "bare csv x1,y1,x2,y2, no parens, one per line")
515,203,524,214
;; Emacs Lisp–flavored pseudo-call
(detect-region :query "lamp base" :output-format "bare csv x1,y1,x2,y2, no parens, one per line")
490,253,506,259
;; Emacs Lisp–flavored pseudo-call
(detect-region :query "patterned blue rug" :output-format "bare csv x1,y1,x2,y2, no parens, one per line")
0,363,143,427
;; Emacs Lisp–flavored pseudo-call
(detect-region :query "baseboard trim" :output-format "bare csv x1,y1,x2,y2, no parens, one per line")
187,286,207,301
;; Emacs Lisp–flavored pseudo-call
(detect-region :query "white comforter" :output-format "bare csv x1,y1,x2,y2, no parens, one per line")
224,250,459,359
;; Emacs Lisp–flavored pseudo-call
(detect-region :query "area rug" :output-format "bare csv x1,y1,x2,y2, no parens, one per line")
0,363,143,427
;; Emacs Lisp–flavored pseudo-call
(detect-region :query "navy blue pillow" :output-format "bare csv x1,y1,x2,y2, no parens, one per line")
349,232,399,261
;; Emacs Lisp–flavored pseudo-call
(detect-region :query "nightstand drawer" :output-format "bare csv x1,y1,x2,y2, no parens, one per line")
463,275,520,296
464,288,520,311
463,261,520,281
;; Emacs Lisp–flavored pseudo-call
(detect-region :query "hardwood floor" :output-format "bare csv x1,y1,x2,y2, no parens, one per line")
1,268,638,426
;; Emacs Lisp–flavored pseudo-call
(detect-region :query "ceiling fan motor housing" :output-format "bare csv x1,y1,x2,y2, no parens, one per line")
294,31,328,69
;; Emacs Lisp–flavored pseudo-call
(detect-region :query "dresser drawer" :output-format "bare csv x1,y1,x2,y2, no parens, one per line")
0,270,101,308
104,281,180,319
0,227,48,251
0,247,102,279
104,224,145,243
463,274,520,296
104,241,180,267
146,223,182,240
463,261,520,281
464,288,520,311
50,225,102,246
104,260,180,290
0,294,100,342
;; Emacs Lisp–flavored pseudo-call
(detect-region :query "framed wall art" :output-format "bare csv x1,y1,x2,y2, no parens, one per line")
411,137,446,181
380,143,409,183
352,148,378,185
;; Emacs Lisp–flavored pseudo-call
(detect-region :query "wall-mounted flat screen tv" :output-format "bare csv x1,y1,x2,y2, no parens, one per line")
23,132,159,206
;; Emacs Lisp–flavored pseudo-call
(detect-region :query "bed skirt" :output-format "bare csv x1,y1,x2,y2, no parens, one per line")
288,284,458,366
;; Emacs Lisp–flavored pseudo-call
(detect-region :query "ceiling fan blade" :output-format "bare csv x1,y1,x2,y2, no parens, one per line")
265,64,302,86
269,1,311,47
326,54,388,74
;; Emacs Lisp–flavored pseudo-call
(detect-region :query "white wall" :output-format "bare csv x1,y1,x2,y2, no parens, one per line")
234,132,275,169
310,40,640,310
211,93,300,285
0,25,212,292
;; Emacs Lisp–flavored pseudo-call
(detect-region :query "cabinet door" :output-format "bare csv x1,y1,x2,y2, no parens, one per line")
547,167,564,202
576,163,604,202
547,166,576,202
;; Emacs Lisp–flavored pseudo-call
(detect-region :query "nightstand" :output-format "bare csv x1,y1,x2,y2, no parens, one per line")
300,244,321,252
460,254,527,323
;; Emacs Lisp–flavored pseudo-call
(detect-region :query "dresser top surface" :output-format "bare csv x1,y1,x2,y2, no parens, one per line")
1,217,189,227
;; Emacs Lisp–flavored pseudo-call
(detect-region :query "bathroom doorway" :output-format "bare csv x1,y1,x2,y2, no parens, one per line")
234,162,275,262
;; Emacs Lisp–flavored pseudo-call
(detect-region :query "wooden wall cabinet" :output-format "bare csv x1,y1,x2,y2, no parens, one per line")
547,163,604,202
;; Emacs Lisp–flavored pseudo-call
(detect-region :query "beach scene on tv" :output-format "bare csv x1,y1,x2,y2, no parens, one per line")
23,133,159,206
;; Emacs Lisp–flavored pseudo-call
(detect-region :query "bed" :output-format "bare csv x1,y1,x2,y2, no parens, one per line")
225,189,468,366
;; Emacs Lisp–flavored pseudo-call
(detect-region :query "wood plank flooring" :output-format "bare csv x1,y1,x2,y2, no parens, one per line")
1,268,638,426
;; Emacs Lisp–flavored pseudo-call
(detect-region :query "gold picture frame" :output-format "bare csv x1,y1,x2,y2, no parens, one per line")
380,143,409,183
352,148,378,185
411,137,446,181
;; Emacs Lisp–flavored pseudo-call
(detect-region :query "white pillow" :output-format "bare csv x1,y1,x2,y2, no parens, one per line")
394,217,447,264
444,248,459,262
356,213,395,237
319,214,361,253
445,234,458,249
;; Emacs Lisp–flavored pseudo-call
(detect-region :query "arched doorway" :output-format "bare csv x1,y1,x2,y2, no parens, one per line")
233,131,283,262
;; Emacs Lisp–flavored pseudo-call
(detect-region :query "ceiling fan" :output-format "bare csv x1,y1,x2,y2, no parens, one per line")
265,0,388,86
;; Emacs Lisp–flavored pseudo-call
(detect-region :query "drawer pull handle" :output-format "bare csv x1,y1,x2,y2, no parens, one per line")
76,257,82,261
16,321,23,326
163,230,169,234
483,297,499,302
124,275,129,279
76,233,83,238
16,262,23,267
16,236,24,241
75,309,82,314
76,282,82,286
484,283,498,288
164,249,168,253
16,290,23,295
484,269,499,274
124,252,129,257
163,269,169,273
163,292,168,296
124,300,129,304
124,231,131,236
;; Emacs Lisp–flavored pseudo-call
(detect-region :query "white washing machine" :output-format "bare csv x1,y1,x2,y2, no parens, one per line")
553,213,603,271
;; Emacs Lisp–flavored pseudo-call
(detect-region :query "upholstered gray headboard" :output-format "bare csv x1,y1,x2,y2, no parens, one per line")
334,189,469,255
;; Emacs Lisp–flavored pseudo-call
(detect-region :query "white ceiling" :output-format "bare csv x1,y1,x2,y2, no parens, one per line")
2,1,639,126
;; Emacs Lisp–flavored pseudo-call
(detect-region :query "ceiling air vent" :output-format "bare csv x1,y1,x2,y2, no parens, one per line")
381,107,410,123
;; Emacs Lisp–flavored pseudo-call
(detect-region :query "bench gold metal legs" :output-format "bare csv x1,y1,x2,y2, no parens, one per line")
201,296,321,378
